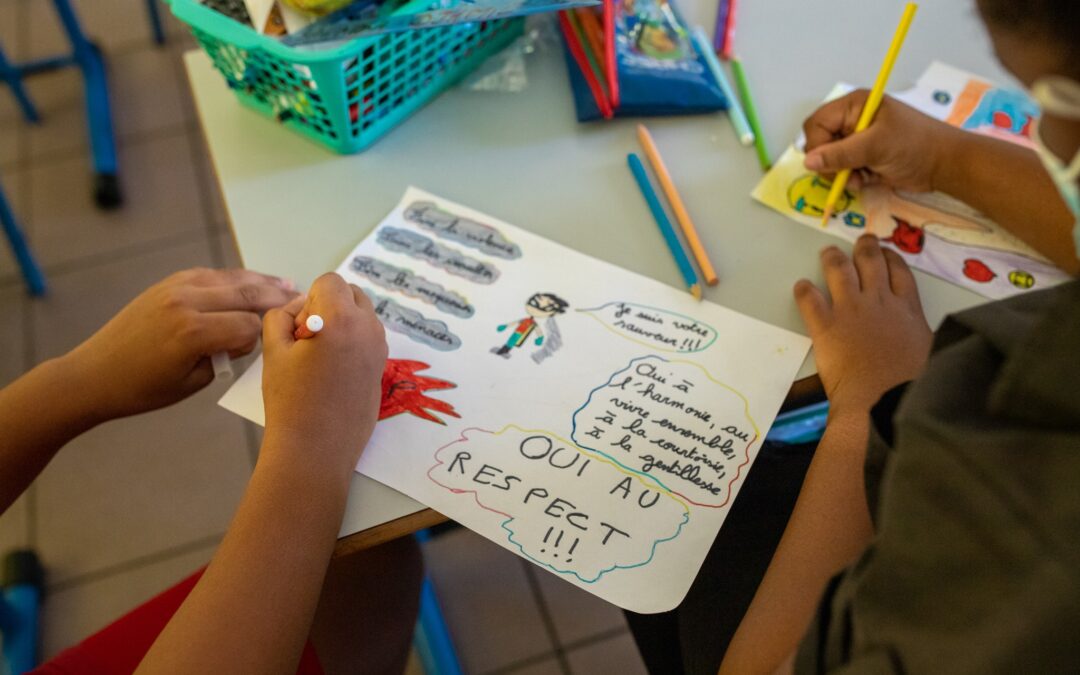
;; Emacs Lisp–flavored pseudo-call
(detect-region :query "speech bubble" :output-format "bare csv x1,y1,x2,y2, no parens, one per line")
429,426,688,583
572,356,759,508
579,302,718,353
351,256,475,318
376,227,500,284
365,289,462,351
404,201,522,260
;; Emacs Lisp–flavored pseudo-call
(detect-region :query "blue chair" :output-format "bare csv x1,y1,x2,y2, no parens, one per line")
2,0,121,208
0,180,46,296
0,550,44,675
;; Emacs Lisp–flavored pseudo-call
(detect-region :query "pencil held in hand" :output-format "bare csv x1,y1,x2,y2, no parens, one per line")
294,314,325,340
820,2,918,225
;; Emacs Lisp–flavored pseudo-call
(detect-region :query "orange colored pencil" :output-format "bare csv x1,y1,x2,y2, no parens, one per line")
636,124,718,285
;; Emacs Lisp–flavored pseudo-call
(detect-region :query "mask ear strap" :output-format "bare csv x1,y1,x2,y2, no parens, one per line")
1032,76,1080,120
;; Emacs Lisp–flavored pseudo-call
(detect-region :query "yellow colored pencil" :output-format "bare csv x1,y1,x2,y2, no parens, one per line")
820,2,918,226
636,124,719,286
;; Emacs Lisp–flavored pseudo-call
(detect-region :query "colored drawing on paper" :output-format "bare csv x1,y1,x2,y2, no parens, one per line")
492,293,569,364
376,227,500,284
365,289,463,351
571,356,758,508
752,65,1073,300
380,359,460,425
404,201,522,260
351,256,475,318
427,425,689,583
788,174,856,220
579,302,717,353
946,80,1037,144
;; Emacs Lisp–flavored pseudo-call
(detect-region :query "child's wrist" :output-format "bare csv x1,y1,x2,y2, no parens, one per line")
37,353,115,433
259,424,359,490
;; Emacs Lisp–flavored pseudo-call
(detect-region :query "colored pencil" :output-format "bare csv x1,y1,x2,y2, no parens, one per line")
627,153,702,300
558,12,613,119
575,8,606,80
691,26,754,146
730,57,771,171
567,9,608,93
636,124,719,286
712,0,729,53
720,0,737,60
821,2,918,225
602,0,619,108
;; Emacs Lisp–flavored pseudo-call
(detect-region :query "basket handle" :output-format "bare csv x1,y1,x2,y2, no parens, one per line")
166,0,264,51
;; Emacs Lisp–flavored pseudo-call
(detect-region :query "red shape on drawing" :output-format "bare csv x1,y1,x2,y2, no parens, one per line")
962,258,996,283
991,110,1013,130
380,359,461,425
1020,115,1033,138
885,217,925,254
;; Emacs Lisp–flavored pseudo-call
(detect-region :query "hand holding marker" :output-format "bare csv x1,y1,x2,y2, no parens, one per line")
294,314,325,340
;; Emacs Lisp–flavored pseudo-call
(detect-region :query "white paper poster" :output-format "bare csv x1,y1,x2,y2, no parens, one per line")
221,187,810,612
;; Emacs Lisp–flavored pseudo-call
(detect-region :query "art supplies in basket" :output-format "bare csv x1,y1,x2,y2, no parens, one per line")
561,0,726,121
171,0,524,153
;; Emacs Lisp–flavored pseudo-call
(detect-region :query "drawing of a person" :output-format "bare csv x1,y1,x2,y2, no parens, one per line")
492,293,569,362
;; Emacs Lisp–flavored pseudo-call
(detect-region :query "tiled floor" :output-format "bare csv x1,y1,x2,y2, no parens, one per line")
0,2,647,672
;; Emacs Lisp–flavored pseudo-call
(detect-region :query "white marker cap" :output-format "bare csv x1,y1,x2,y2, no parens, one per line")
305,314,324,333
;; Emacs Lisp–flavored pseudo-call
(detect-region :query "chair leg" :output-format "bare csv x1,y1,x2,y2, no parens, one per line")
0,182,46,296
146,0,166,46
0,44,41,123
49,0,122,208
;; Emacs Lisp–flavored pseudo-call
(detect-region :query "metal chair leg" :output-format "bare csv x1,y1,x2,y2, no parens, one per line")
146,0,167,45
0,44,41,123
0,182,46,296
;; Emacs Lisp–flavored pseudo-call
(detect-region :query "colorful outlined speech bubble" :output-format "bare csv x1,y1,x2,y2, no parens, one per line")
429,426,688,583
572,356,759,508
579,302,718,353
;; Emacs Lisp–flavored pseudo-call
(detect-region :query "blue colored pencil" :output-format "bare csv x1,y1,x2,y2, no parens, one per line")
627,153,702,300
692,26,754,147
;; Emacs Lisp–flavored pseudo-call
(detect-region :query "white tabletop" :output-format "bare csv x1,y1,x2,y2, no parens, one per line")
183,0,1011,538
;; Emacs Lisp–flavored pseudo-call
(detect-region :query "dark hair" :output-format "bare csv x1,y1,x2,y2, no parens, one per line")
977,0,1080,72
528,293,569,314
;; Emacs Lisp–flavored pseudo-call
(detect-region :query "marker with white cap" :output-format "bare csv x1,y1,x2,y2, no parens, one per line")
294,314,325,340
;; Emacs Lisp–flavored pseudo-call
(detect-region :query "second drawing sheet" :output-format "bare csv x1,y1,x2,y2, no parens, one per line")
220,187,810,613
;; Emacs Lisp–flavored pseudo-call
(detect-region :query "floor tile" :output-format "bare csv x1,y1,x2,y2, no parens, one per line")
28,132,205,269
501,656,566,675
194,134,230,229
535,568,628,647
25,0,190,61
0,281,23,387
0,493,32,555
0,172,29,296
423,528,556,674
24,68,90,162
109,44,192,141
33,379,249,585
565,631,647,675
0,71,23,168
41,541,217,659
0,0,19,57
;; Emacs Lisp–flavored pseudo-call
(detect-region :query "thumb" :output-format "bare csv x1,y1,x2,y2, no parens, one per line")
804,131,877,175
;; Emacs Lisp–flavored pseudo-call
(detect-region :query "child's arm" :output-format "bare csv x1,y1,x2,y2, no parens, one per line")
136,274,387,675
720,236,933,675
0,268,297,513
803,91,1079,274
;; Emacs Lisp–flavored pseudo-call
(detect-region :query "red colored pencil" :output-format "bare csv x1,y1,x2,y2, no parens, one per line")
602,0,619,108
558,11,614,119
720,0,737,60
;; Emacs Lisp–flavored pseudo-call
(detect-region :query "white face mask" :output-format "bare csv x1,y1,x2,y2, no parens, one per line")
1031,76,1080,259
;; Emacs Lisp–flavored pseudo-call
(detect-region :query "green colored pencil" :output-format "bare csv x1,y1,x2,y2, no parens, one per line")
730,57,771,171
565,10,608,96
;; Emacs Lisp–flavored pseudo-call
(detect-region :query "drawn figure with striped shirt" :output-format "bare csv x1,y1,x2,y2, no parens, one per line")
492,293,569,364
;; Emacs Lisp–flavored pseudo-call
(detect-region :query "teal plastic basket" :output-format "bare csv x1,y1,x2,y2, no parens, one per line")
168,0,523,153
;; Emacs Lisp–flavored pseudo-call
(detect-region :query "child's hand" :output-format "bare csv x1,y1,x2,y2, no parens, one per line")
67,268,298,421
794,235,932,417
261,273,388,474
802,90,963,193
